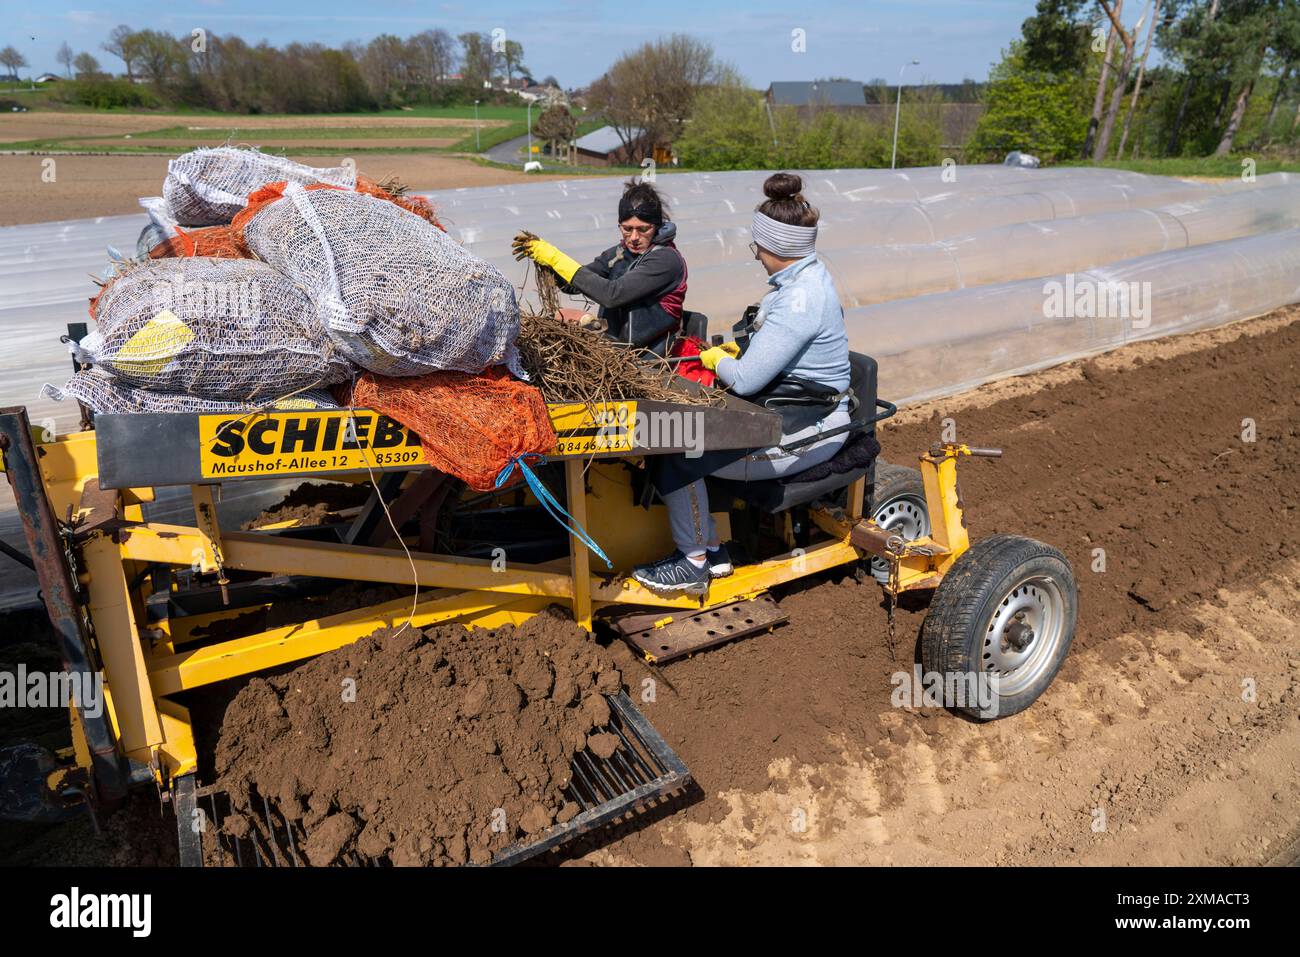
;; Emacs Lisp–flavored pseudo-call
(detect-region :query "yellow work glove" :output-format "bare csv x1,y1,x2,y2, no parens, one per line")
511,231,582,284
698,341,741,371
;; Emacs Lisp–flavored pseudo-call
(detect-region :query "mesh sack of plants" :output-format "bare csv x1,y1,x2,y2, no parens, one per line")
147,224,252,260
163,147,357,227
42,369,340,415
233,182,521,378
354,174,445,231
83,258,353,402
343,367,556,491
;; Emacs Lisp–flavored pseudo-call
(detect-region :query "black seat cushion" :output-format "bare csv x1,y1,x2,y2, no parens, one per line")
778,430,880,484
708,431,880,512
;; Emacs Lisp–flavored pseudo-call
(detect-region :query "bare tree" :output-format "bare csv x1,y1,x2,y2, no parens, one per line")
458,32,494,88
502,39,526,83
101,24,137,81
408,28,453,92
588,35,727,161
1118,0,1161,157
1094,0,1143,160
56,41,74,78
72,51,100,78
0,45,27,81
358,34,406,102
132,30,181,86
1083,0,1122,158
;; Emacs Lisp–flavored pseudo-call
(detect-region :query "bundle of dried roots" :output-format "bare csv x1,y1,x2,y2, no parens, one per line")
517,264,723,409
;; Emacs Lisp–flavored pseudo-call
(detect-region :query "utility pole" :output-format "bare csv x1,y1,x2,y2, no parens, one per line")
891,59,919,170
474,99,481,151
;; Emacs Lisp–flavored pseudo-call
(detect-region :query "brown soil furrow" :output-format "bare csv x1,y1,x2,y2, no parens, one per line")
600,309,1300,865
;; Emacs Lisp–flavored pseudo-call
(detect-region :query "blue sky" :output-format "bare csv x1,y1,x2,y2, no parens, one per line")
10,0,1037,87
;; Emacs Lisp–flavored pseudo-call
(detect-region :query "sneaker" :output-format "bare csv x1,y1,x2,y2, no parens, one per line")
631,550,710,595
706,543,733,578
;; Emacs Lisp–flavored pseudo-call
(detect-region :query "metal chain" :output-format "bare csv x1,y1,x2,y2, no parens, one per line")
885,553,900,661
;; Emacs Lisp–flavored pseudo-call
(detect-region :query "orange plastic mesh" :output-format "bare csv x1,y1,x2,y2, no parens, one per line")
343,367,556,491
231,179,444,238
355,174,445,231
148,225,251,260
230,180,333,238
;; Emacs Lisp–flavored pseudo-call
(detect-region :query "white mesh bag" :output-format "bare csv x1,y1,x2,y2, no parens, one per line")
241,183,521,377
42,370,340,415
164,147,357,226
86,258,353,401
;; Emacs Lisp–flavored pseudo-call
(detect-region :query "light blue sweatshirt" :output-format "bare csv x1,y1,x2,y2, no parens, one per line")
714,254,851,399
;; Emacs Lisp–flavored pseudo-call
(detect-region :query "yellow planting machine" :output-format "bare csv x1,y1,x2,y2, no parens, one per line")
0,348,1077,864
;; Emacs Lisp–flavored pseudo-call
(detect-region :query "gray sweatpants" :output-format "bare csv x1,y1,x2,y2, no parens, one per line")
663,405,852,553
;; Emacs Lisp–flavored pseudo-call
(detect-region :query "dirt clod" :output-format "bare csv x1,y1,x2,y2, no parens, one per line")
214,607,621,865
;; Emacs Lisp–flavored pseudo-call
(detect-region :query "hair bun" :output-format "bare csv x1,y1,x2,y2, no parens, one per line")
763,172,804,202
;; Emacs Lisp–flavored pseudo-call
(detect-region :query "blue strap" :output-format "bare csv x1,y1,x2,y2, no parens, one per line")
495,454,613,569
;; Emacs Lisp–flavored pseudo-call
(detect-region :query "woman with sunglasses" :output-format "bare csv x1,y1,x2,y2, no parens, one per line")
512,180,687,357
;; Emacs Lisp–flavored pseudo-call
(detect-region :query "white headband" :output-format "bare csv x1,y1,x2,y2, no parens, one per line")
751,210,817,258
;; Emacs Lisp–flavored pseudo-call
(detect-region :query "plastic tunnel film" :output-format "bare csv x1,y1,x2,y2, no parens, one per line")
816,183,1300,309
429,164,1211,238
452,168,1264,263
850,228,1300,407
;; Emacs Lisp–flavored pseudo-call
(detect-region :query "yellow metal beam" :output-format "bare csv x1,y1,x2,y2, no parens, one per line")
566,459,593,631
81,531,164,755
120,524,578,598
591,536,861,610
147,588,549,695
919,449,970,574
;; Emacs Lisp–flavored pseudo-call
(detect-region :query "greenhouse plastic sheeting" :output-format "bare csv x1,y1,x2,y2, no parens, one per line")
849,228,1300,406
3,166,1300,610
448,171,1223,256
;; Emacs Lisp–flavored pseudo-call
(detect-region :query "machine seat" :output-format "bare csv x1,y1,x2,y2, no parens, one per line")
706,352,884,513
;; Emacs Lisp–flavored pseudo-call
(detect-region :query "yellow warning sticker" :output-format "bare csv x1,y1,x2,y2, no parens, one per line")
198,410,426,479
548,402,637,456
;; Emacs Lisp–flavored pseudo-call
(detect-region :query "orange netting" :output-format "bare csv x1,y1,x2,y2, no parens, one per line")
343,367,556,491
355,174,445,231
148,224,251,260
229,179,444,240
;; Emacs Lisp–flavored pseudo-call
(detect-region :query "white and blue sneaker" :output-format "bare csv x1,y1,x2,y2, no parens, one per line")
631,550,710,595
706,543,733,578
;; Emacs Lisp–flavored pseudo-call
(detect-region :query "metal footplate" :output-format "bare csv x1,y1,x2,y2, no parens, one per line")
611,594,788,663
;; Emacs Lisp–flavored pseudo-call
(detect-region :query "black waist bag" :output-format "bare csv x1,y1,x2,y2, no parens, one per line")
750,373,849,433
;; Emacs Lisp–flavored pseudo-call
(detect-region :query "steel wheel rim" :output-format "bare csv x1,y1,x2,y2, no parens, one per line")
870,493,930,579
981,574,1066,697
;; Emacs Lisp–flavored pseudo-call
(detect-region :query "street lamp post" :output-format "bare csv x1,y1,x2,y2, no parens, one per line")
474,100,481,151
891,58,920,170
527,99,534,161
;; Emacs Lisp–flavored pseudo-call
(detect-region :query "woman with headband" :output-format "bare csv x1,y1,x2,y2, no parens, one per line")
630,172,853,595
512,179,688,357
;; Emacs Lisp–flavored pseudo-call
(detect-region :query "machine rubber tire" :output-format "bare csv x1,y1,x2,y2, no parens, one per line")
919,534,1077,720
868,462,930,583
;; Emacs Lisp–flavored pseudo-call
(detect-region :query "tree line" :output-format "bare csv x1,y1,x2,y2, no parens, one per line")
971,0,1300,163
2,26,547,113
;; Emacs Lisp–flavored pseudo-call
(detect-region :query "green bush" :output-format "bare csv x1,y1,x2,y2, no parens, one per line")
56,78,161,111
677,84,944,170
967,44,1088,163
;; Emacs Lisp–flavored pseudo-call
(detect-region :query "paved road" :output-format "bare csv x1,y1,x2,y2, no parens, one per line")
484,133,532,167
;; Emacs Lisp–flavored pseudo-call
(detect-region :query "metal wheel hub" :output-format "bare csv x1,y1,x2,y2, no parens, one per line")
982,576,1066,696
870,494,929,582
